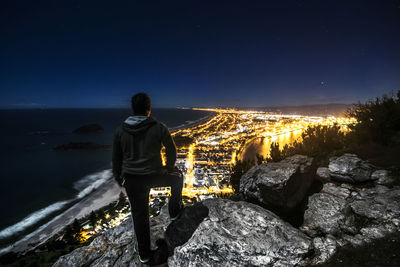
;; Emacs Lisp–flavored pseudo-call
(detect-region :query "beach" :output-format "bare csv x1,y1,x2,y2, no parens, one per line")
2,179,122,254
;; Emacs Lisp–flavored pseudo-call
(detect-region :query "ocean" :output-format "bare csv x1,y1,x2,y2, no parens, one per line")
0,108,212,248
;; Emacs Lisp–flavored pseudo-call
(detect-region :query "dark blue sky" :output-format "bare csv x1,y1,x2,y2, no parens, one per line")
1,0,400,108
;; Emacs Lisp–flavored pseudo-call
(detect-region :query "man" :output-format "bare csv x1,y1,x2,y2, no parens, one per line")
112,92,183,265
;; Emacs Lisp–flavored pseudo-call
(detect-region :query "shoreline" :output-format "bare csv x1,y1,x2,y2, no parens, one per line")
0,179,121,255
1,111,218,256
170,112,217,132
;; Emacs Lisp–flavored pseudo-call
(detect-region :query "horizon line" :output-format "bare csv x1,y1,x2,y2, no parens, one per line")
0,102,354,110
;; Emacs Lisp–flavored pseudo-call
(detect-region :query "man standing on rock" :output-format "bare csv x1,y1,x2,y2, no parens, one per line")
112,92,184,265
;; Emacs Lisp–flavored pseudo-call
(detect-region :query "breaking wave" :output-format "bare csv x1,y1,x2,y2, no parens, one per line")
0,200,70,240
0,169,112,242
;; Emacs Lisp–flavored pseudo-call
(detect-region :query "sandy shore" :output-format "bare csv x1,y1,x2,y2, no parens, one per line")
170,112,216,132
2,179,122,255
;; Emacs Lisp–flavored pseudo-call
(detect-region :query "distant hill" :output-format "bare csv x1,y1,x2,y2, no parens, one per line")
253,103,352,116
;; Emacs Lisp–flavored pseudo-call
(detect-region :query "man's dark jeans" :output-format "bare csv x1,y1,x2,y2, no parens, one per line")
123,172,183,258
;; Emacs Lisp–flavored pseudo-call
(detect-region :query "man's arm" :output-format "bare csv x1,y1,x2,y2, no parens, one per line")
112,130,123,185
161,124,177,172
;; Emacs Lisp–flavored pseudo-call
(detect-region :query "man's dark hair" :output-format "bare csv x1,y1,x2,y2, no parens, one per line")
131,93,151,115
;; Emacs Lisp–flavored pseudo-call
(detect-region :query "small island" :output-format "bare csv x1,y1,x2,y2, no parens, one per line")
73,124,104,134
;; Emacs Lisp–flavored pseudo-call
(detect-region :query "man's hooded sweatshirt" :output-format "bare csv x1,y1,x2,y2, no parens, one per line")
112,115,177,181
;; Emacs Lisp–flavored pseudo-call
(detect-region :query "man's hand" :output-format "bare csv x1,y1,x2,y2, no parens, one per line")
160,166,167,175
114,173,123,187
169,166,183,177
162,166,182,177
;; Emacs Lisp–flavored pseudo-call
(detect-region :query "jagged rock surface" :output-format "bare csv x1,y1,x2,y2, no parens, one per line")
169,198,313,267
301,182,400,265
165,202,209,255
54,198,313,267
328,154,375,183
372,169,395,185
316,167,330,182
240,154,314,209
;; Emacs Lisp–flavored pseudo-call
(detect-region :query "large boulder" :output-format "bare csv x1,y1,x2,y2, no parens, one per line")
165,202,209,255
240,154,314,209
301,183,357,237
54,198,314,267
301,182,400,264
328,154,374,183
169,198,313,267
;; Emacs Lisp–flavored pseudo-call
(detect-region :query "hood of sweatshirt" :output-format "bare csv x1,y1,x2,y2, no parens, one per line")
122,115,157,135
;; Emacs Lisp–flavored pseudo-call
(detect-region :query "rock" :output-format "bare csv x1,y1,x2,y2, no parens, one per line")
53,236,110,267
240,154,314,209
53,142,111,150
169,198,313,267
301,182,400,264
301,183,356,237
316,167,330,182
54,198,313,267
350,186,400,221
328,154,374,183
280,154,314,173
309,235,337,265
372,169,395,185
165,202,209,255
73,124,104,133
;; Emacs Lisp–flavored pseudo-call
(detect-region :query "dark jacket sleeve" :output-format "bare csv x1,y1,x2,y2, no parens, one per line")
112,129,123,184
161,123,177,171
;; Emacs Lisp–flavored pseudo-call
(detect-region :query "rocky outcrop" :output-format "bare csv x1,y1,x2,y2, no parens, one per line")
73,124,104,134
169,198,313,267
317,154,395,186
55,198,314,267
165,202,209,255
328,154,375,183
240,154,314,209
54,142,111,150
301,182,400,264
301,183,357,237
53,153,398,266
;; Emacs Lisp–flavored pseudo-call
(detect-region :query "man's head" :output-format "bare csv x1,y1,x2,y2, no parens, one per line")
131,93,151,116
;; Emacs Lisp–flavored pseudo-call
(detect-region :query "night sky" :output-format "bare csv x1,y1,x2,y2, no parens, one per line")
1,0,400,108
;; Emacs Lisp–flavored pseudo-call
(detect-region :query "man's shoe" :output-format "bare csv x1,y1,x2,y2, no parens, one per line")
139,246,168,266
138,255,150,264
170,203,184,221
138,249,155,264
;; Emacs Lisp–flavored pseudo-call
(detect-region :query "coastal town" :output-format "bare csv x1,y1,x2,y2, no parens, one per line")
157,108,353,199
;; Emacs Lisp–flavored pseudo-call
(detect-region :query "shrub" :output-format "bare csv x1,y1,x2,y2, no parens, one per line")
230,159,256,192
346,90,400,145
267,124,346,164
